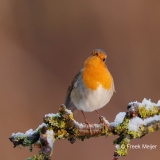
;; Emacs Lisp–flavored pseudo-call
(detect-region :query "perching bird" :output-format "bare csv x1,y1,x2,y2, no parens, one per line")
65,49,115,126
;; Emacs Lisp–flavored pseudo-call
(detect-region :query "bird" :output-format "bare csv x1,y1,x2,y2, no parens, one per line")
65,49,115,132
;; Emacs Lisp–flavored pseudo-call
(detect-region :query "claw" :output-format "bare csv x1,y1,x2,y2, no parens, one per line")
95,110,109,130
81,111,93,136
99,116,108,130
84,119,93,135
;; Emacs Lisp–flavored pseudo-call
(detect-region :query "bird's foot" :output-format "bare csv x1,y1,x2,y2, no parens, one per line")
95,110,109,130
84,119,94,136
99,116,109,130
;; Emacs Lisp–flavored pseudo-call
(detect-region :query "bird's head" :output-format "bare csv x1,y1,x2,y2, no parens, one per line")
91,49,107,63
84,49,107,68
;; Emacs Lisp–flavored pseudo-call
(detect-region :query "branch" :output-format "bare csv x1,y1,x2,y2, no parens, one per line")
9,99,160,160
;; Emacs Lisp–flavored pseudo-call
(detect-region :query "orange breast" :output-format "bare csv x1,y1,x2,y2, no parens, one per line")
82,56,112,90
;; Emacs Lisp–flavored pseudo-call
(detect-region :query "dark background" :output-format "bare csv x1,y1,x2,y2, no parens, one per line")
0,0,160,159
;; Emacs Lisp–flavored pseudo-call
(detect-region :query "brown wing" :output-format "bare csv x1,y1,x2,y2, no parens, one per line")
64,69,82,111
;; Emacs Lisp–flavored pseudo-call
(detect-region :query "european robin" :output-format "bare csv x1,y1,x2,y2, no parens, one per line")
65,49,115,129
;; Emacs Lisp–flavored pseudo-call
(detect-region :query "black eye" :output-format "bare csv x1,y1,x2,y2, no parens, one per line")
103,58,106,62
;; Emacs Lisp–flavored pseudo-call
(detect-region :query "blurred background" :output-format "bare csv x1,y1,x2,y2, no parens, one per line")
0,0,160,159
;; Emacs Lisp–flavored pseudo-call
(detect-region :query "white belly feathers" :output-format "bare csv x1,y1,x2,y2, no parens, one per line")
71,81,114,112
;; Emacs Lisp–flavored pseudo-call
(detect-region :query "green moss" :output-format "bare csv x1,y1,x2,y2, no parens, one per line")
23,137,33,146
48,115,67,129
138,106,159,118
59,121,66,128
115,138,130,157
138,106,147,118
148,126,154,133
152,106,159,114
56,129,68,139
48,116,59,127
127,130,141,138
106,132,113,136
26,154,44,160
101,126,108,135
115,118,129,134
69,114,74,120
72,128,79,135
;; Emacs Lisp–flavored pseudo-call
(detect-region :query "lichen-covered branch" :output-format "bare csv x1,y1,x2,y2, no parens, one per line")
9,99,160,160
